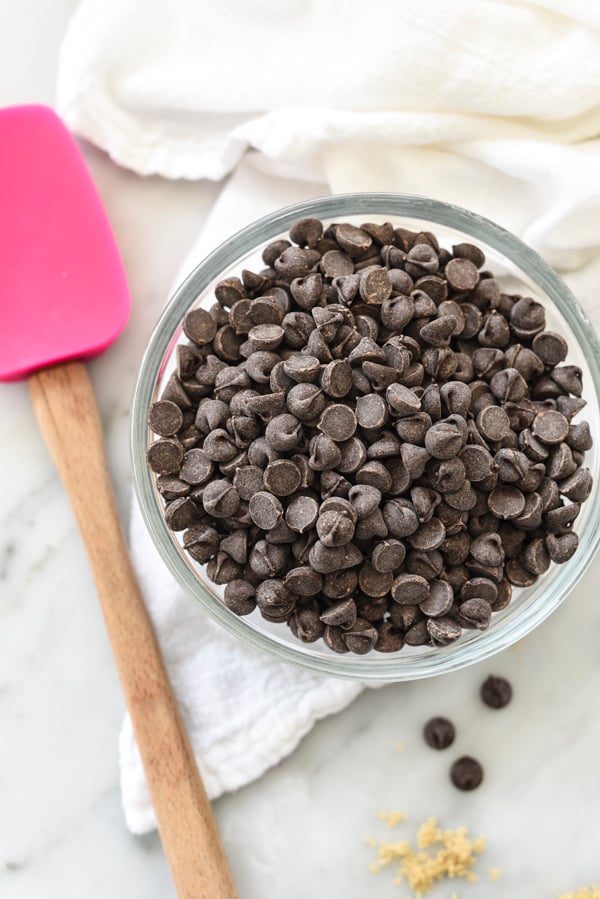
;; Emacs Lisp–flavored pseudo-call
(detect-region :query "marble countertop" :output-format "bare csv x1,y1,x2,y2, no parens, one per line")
2,5,600,899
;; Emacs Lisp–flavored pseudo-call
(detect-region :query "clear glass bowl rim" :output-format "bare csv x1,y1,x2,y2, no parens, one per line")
131,192,600,683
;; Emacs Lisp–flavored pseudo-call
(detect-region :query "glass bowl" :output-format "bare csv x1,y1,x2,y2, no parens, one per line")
131,193,600,683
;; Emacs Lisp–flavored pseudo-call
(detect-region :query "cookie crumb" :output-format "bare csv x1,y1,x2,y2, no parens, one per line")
558,888,600,899
395,742,406,752
378,810,407,828
489,867,502,881
364,836,376,848
368,815,486,895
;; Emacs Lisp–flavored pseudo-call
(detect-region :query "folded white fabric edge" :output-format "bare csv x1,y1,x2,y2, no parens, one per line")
119,159,364,836
56,0,600,271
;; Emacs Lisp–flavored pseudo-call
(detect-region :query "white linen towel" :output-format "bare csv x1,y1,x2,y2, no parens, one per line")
57,0,600,833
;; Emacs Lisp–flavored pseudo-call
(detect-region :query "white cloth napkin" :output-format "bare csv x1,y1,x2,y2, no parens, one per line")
56,0,600,834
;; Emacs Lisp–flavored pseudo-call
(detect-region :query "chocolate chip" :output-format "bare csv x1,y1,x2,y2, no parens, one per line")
445,257,479,291
320,249,354,279
559,467,593,502
532,410,569,445
289,217,323,248
391,573,429,605
476,405,512,442
425,416,467,460
370,539,406,573
147,437,184,475
420,579,454,617
423,716,455,749
248,491,283,529
183,308,218,346
223,580,256,616
148,400,184,437
263,459,302,496
450,756,483,791
317,404,357,442
256,579,296,622
341,619,379,654
546,530,579,563
427,616,462,645
383,499,419,538
480,675,512,709
510,296,545,339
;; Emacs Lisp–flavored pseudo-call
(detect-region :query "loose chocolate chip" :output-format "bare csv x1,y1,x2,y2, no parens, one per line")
320,249,354,279
510,297,545,339
450,756,484,791
355,393,388,429
317,404,357,442
445,257,479,291
263,459,302,496
427,616,462,645
546,530,579,563
265,413,304,451
164,496,200,531
179,448,214,485
383,499,419,538
256,579,296,622
343,486,379,522
476,405,512,442
506,558,538,587
532,410,569,445
424,716,456,749
286,383,326,421
341,619,379,654
428,458,466,494
223,580,256,616
425,416,467,460
288,608,325,643
420,579,454,617
316,509,356,547
408,518,446,551
371,539,406,573
560,467,593,502
148,400,184,437
183,308,218,346
457,598,492,630
285,566,323,597
289,217,323,248
480,675,512,709
391,573,430,605
490,368,528,403
202,479,240,518
248,491,283,529
147,438,184,475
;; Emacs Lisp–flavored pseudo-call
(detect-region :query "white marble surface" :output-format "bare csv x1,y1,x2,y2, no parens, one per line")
2,5,600,899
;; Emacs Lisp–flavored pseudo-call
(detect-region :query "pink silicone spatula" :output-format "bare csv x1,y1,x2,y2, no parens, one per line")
0,105,237,899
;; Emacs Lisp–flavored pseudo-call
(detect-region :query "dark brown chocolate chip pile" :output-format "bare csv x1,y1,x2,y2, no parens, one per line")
147,217,594,655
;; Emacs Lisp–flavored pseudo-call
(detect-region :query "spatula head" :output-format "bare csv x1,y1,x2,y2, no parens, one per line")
0,105,130,381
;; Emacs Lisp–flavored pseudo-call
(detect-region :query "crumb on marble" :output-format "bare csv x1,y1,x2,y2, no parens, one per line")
368,814,486,896
395,742,405,752
489,867,502,881
558,888,600,899
364,836,376,848
378,810,408,828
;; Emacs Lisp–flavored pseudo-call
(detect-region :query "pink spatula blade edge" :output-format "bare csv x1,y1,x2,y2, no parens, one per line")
0,105,130,381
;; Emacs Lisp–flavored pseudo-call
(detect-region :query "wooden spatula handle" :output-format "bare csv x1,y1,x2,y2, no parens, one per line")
29,360,238,899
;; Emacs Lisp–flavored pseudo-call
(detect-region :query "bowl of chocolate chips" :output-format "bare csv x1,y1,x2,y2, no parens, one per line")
132,194,600,681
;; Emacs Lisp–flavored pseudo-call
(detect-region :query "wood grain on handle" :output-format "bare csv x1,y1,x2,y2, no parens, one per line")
29,360,238,899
